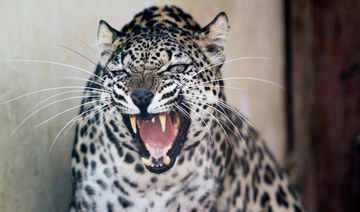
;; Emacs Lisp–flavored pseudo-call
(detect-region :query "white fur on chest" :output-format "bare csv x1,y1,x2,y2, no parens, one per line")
74,131,217,211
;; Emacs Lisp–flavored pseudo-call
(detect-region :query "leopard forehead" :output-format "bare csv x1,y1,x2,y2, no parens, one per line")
107,28,197,73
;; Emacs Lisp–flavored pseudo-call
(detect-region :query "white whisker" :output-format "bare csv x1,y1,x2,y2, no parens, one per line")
215,99,255,129
1,86,103,105
48,103,108,157
175,104,191,120
101,107,116,132
35,98,100,128
11,95,99,135
4,59,104,81
183,100,232,149
200,76,285,89
57,44,97,66
180,102,215,144
180,53,223,88
192,52,223,78
78,104,109,129
200,57,274,77
184,98,246,149
182,93,255,129
75,37,98,56
57,76,105,88
58,104,110,145
73,38,115,79
25,89,102,115
182,56,273,88
218,56,273,66
188,83,245,91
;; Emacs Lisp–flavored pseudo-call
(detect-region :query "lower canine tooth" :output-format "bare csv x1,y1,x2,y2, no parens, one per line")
163,156,171,165
159,113,166,132
142,157,152,167
130,115,137,133
151,117,155,123
137,119,142,128
174,117,180,128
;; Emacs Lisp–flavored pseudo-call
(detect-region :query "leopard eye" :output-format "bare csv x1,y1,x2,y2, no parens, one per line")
110,69,122,75
110,69,128,77
169,64,187,73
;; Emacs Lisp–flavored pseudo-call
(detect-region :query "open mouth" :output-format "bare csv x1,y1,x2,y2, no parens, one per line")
124,109,189,173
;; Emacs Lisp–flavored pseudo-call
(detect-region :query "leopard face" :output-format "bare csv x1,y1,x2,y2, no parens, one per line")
97,13,229,174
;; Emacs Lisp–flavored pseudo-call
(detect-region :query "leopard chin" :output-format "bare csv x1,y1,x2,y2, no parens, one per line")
122,108,191,174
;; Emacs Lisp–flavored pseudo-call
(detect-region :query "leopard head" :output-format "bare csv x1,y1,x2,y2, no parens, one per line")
97,12,229,173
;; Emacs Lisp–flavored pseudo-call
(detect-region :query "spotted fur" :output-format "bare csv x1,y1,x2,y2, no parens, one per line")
69,5,304,211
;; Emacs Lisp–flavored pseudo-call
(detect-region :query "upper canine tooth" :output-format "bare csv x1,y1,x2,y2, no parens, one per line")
163,156,171,165
159,113,166,132
130,115,137,133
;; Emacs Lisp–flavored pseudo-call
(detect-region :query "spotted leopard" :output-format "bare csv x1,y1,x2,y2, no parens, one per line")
69,5,304,212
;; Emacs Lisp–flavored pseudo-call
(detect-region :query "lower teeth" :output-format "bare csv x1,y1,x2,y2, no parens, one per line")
142,156,171,167
163,156,171,165
142,157,152,167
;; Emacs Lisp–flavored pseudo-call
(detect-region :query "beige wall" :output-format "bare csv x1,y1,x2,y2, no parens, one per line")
0,0,285,211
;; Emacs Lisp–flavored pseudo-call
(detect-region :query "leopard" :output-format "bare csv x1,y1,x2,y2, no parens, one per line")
69,5,304,212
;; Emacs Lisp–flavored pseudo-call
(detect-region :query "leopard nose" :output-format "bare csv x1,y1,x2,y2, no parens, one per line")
130,90,154,115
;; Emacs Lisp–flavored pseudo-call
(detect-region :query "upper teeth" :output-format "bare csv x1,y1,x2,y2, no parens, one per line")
159,113,166,132
129,113,167,133
130,115,137,134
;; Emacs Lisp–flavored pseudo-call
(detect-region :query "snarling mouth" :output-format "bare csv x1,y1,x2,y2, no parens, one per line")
124,109,189,173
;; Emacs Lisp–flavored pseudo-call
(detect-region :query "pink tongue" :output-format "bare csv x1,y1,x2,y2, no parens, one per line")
139,114,174,148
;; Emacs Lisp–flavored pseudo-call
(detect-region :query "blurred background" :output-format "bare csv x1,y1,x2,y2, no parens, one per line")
0,0,358,211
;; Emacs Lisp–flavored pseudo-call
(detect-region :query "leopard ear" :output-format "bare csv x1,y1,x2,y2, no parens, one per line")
98,20,127,65
194,12,229,65
98,20,119,53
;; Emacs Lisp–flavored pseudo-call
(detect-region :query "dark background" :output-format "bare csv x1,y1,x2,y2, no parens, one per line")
285,0,360,211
